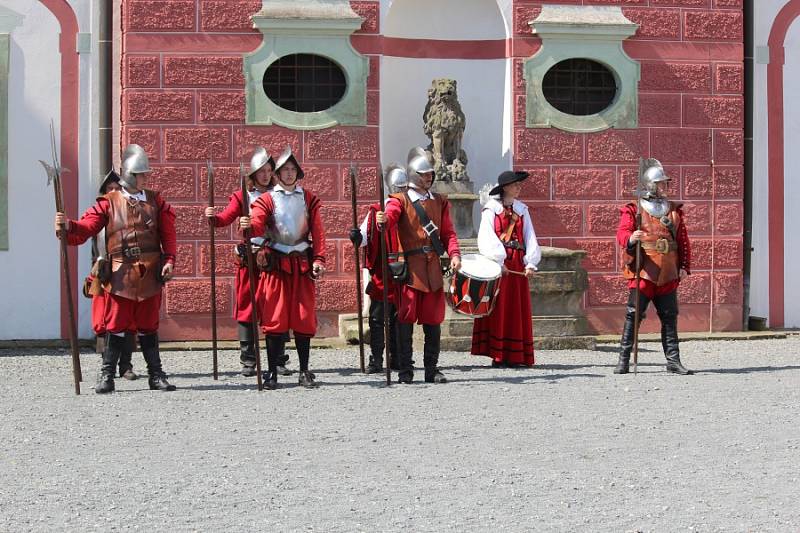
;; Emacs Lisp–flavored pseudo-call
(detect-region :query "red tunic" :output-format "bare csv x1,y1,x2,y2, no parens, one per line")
249,188,325,336
65,193,176,333
616,203,691,299
471,206,534,366
363,204,400,304
213,189,260,323
383,191,460,325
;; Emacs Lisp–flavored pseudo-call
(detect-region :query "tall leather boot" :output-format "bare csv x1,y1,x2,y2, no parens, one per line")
423,324,446,384
96,333,125,394
238,322,257,377
655,292,693,375
295,335,318,388
396,322,414,383
139,333,176,391
387,304,399,371
117,333,138,380
367,300,385,373
276,331,292,376
615,313,636,374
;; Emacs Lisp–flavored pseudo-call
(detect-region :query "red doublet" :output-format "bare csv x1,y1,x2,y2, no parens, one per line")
249,189,326,336
364,204,400,304
65,193,176,333
616,203,691,299
383,192,460,325
471,207,534,366
213,190,258,323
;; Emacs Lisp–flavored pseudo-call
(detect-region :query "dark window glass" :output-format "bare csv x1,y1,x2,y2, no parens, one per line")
263,54,347,113
542,58,617,116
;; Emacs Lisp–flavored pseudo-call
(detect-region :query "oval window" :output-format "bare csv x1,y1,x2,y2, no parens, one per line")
263,54,347,113
542,58,617,116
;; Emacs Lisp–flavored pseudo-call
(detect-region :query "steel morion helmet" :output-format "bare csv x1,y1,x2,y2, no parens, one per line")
274,146,305,180
638,158,670,199
385,163,408,193
248,146,274,176
119,144,151,190
406,147,435,190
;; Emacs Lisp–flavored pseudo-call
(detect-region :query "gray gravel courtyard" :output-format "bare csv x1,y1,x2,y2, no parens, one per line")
1,336,799,532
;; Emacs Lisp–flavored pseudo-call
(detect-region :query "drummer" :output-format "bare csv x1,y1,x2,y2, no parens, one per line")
375,147,461,384
471,171,541,367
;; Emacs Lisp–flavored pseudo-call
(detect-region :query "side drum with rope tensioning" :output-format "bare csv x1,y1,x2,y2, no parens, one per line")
447,254,503,317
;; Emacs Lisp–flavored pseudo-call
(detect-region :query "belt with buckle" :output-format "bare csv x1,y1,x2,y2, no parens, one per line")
641,238,677,254
404,245,436,257
503,240,525,251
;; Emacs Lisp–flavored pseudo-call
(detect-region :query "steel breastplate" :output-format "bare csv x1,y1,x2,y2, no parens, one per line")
641,197,670,219
268,189,309,247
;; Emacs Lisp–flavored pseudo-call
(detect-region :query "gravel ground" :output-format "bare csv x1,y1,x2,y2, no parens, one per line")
1,336,799,532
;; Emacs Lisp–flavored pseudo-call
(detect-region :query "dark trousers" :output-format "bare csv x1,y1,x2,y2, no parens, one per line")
368,299,397,368
620,288,681,362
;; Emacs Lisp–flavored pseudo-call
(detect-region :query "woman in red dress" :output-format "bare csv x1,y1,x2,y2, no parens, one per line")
471,171,541,367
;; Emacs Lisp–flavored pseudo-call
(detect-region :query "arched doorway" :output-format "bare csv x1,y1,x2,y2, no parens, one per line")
380,0,511,193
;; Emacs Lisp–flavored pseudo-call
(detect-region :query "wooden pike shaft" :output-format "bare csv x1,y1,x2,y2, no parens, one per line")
378,169,392,386
208,162,218,380
241,166,263,391
349,165,366,373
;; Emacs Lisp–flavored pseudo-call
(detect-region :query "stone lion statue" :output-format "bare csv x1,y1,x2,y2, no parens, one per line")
423,78,468,182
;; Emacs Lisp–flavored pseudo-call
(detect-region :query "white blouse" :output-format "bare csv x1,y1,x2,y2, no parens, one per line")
477,198,541,270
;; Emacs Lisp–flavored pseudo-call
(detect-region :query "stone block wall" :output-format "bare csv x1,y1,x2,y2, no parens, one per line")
121,0,381,339
512,0,744,333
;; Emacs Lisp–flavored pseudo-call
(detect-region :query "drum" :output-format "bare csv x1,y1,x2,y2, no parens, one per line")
447,254,502,317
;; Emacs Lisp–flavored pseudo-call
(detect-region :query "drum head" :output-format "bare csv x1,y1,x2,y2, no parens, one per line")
459,253,502,281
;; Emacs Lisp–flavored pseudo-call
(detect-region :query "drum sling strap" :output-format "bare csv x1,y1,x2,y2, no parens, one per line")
499,210,519,243
410,199,446,257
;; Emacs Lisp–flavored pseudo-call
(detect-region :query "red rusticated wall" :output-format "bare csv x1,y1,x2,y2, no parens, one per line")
121,0,382,339
121,0,744,339
511,0,745,333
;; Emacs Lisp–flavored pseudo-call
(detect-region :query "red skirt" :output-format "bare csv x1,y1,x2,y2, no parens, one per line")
471,252,534,366
256,257,317,336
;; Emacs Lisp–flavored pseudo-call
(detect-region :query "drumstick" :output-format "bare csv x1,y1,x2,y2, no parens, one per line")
506,269,528,277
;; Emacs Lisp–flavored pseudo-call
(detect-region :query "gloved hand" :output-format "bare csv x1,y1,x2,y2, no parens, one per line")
349,228,363,247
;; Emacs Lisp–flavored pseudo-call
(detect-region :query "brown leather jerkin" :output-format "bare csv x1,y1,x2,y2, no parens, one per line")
623,202,681,286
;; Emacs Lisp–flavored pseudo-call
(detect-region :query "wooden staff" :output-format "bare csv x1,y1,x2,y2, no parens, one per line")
240,164,263,391
349,163,366,373
41,120,82,394
378,168,392,386
207,159,218,380
709,159,716,333
632,157,645,375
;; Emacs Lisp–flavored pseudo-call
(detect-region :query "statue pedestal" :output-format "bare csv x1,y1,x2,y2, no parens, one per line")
432,180,477,239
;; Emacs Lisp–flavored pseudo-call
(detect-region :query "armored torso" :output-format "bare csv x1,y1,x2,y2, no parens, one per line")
268,188,310,254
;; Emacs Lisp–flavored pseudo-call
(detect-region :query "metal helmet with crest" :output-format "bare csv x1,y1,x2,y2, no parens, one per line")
274,146,305,180
119,144,151,190
638,158,670,199
406,147,435,189
248,146,274,177
385,163,408,193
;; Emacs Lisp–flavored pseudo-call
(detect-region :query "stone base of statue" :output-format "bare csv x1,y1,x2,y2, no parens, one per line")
339,246,596,352
432,179,477,240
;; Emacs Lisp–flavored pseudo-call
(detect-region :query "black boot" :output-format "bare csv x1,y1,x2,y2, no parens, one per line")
615,314,636,374
423,324,446,383
295,335,318,388
238,322,257,377
139,333,176,391
117,333,139,380
396,322,414,383
96,333,125,394
366,300,386,374
655,292,693,375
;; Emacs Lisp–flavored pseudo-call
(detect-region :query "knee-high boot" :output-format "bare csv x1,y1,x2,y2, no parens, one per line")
238,322,256,377
662,317,693,375
423,324,446,384
396,322,414,383
117,333,138,380
367,300,385,373
615,313,636,374
96,333,125,394
139,333,176,391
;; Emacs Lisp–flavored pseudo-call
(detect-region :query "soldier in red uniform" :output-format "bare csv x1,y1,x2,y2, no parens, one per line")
245,147,326,390
55,144,177,393
376,148,461,384
204,147,289,377
615,160,693,375
348,164,407,374
471,171,541,367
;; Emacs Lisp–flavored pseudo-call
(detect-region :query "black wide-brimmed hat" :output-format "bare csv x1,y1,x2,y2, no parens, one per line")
489,171,529,196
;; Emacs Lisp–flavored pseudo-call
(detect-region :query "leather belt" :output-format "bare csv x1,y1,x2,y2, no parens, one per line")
641,238,677,254
404,245,437,257
109,246,160,259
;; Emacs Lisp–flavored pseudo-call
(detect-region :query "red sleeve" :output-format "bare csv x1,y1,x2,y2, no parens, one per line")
249,194,272,238
439,199,461,257
65,199,109,245
214,191,243,228
616,204,637,249
157,194,177,264
307,191,326,265
383,197,402,229
676,207,691,274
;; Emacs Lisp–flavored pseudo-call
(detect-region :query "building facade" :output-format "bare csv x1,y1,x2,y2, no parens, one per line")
3,0,777,341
